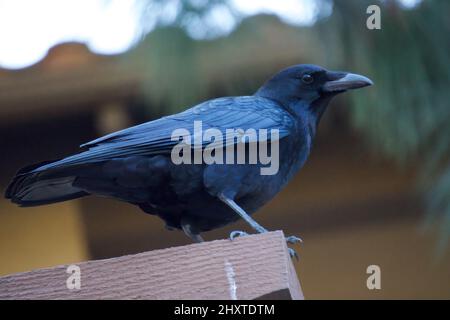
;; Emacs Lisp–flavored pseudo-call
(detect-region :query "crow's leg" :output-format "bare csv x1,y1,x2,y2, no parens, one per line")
181,223,204,243
218,194,268,233
218,194,301,259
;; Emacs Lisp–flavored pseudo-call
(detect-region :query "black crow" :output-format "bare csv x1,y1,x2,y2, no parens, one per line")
5,64,372,257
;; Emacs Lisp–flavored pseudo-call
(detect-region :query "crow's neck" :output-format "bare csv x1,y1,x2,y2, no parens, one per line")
255,88,336,140
287,96,334,139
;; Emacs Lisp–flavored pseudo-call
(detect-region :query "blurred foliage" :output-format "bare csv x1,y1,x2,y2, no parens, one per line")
128,0,450,249
329,0,450,252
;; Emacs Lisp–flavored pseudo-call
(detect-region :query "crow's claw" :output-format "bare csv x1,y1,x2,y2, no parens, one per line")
288,248,299,261
286,235,303,244
229,230,249,240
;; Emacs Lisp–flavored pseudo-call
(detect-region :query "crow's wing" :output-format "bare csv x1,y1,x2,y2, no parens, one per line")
33,96,294,172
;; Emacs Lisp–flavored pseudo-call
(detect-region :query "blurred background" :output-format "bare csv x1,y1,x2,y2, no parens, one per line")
0,0,449,299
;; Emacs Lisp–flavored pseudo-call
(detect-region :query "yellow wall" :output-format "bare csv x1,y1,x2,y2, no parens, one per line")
0,199,89,276
298,217,450,299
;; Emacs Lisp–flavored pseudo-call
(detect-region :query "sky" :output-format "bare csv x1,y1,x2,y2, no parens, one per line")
0,0,422,69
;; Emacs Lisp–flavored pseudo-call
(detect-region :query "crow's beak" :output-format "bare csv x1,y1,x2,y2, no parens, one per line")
323,72,373,92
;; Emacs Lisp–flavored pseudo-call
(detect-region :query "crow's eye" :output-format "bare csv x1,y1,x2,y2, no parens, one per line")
302,74,314,84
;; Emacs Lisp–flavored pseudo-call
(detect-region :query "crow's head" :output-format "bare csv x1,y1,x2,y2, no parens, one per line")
256,64,373,120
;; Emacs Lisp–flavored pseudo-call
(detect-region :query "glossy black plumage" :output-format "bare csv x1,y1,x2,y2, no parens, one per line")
5,64,372,238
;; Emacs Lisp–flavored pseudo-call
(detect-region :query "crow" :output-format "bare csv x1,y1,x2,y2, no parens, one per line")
5,64,372,257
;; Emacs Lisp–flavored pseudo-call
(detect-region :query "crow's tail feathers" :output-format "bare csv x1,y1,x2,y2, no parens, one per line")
4,160,88,207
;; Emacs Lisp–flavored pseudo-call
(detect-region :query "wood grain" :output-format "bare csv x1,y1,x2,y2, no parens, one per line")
0,231,303,300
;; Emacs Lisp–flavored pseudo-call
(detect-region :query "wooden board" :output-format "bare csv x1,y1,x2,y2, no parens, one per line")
0,231,303,300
